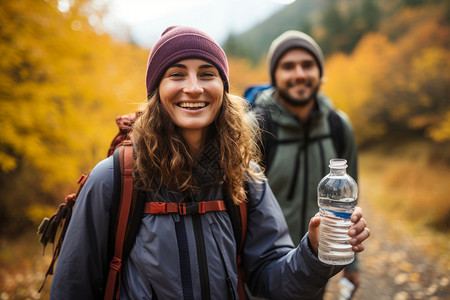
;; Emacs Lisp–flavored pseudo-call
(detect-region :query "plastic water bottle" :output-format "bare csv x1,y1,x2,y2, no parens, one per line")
317,158,358,265
339,277,356,300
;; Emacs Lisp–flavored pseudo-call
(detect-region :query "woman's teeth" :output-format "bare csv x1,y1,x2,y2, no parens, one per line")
179,102,207,109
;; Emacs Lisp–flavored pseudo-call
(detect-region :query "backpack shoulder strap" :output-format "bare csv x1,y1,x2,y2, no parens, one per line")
104,141,144,300
327,110,345,158
253,105,278,173
236,200,247,299
223,184,248,300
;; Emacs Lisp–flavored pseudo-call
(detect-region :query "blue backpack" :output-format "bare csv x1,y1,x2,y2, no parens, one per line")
243,83,272,106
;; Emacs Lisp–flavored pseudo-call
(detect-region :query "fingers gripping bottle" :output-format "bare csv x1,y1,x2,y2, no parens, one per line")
317,159,358,265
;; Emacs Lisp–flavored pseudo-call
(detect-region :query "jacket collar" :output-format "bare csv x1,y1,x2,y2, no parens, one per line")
255,88,335,128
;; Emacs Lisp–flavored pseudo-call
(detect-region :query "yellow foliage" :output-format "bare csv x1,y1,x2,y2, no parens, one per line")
323,33,394,143
360,140,450,232
0,153,17,173
412,47,450,80
0,0,147,194
323,3,450,145
428,111,450,142
408,114,440,129
228,57,269,96
26,204,59,226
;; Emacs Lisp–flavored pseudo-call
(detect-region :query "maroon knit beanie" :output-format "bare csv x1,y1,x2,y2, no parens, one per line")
145,26,229,97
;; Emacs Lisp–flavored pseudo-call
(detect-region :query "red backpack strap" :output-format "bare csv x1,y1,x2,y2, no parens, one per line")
104,141,135,300
144,200,227,214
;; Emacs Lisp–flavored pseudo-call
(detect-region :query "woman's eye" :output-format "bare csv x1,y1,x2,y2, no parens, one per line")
200,72,215,78
168,72,185,79
169,72,183,77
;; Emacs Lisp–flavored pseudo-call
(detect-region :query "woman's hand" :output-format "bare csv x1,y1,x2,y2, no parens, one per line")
308,207,370,254
348,207,370,252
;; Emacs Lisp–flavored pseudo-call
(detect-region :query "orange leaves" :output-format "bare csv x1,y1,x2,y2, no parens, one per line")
427,111,450,142
0,0,151,237
0,0,146,193
228,57,269,95
323,2,450,145
323,33,394,143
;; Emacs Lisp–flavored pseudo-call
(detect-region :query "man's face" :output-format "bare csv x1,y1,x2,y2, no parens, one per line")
274,48,321,107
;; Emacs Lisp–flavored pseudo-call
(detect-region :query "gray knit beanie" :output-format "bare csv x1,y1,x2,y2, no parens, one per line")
267,30,324,86
146,26,229,97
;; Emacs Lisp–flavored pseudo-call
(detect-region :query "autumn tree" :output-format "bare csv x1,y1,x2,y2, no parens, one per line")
0,0,147,236
323,1,450,145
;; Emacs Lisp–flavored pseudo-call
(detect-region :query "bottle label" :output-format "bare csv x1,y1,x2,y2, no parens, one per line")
322,208,352,220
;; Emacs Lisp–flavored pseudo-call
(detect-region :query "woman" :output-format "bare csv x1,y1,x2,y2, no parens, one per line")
50,26,370,300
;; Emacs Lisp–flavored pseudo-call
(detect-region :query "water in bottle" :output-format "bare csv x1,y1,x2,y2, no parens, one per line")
317,158,358,265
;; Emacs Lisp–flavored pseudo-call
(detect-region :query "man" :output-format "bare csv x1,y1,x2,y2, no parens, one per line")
251,30,360,298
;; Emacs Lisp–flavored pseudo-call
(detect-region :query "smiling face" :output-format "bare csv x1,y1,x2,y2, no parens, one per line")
159,58,224,150
274,48,321,107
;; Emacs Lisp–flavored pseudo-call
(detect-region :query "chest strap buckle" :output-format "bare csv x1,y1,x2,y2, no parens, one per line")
145,200,226,215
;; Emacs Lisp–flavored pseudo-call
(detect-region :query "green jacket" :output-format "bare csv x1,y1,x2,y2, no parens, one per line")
253,88,358,257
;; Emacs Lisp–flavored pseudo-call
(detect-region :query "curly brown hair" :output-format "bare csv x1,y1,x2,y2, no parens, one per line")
132,89,264,205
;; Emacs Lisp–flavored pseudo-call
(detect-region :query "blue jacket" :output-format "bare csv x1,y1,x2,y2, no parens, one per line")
50,154,344,299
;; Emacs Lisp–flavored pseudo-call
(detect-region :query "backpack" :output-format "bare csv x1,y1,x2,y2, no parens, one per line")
244,84,345,173
37,113,248,300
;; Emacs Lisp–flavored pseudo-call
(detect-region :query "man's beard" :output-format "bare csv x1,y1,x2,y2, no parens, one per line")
278,81,320,107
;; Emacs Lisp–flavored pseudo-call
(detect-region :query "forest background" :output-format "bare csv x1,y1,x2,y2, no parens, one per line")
0,0,449,298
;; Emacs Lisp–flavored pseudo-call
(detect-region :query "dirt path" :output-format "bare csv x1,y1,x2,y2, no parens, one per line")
324,179,450,300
